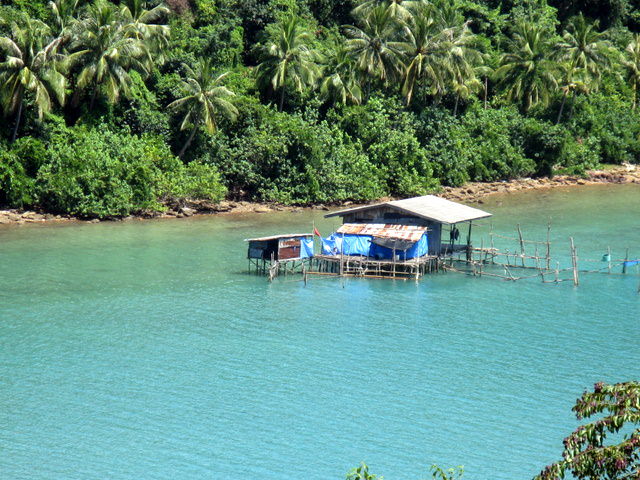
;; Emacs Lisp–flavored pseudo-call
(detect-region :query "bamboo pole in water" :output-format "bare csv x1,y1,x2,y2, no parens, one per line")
546,220,551,270
517,224,525,267
570,237,579,286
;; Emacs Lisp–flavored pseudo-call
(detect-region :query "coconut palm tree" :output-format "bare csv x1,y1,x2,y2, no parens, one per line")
555,61,588,123
49,0,83,37
120,0,170,55
352,0,416,21
398,2,480,106
69,0,151,109
495,22,558,112
0,13,66,141
168,59,238,158
343,5,404,90
622,34,640,110
255,14,320,112
556,14,612,91
321,44,363,105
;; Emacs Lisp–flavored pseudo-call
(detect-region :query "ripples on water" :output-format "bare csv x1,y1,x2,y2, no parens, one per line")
1,185,639,480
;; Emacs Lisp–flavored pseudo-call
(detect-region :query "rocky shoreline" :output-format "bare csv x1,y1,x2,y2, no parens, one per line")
1,165,638,226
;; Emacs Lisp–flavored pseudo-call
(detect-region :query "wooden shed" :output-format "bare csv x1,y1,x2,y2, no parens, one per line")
246,233,313,261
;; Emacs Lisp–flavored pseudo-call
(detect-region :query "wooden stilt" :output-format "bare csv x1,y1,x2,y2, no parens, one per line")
517,224,525,267
570,237,579,286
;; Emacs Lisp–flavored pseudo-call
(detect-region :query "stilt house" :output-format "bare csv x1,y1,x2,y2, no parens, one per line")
324,195,491,258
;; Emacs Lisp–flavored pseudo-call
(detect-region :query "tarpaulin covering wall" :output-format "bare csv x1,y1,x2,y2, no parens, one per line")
300,237,314,258
321,234,372,256
321,233,428,259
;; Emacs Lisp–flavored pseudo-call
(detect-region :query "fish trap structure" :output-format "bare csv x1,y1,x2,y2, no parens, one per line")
444,222,640,292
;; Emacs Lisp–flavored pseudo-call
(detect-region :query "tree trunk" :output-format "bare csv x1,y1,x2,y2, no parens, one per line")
279,87,285,112
484,76,488,109
556,91,568,124
89,87,98,111
178,125,197,159
568,92,576,120
11,101,23,143
453,95,460,116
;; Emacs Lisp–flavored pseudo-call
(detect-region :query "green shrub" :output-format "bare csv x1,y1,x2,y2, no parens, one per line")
568,93,640,165
418,108,472,187
463,107,535,181
36,126,226,218
0,147,36,208
202,102,383,204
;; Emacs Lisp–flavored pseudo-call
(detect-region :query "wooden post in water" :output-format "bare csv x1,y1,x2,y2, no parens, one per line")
623,248,629,274
517,224,525,267
490,223,495,264
607,246,612,274
570,237,579,286
555,261,560,284
340,232,344,277
479,238,484,277
546,220,551,270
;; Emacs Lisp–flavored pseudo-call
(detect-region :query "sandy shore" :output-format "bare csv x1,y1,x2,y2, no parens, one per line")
1,165,638,226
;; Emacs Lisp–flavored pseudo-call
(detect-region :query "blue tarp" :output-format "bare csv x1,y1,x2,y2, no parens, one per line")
300,237,314,258
623,259,640,267
321,234,372,256
321,233,428,259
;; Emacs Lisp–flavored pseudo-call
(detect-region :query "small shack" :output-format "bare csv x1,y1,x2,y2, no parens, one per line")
245,233,313,275
315,195,491,278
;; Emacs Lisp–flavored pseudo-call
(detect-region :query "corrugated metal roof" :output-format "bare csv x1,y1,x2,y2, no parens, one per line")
337,223,427,242
325,195,491,224
245,233,312,242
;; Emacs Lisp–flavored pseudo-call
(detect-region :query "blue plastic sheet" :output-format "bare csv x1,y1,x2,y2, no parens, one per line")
300,237,314,258
623,259,640,267
370,233,428,260
321,233,428,259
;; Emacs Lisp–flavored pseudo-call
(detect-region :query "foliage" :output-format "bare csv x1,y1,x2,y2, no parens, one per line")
1,0,640,215
536,381,640,480
430,464,464,480
346,462,381,480
0,145,36,207
35,126,225,217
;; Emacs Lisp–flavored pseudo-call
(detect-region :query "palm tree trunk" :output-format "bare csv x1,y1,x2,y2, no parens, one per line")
484,76,488,110
279,87,285,112
568,92,576,120
89,87,98,111
178,125,198,159
11,102,23,143
556,91,568,124
454,95,460,116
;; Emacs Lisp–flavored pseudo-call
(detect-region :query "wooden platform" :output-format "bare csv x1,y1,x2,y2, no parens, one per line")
308,254,442,279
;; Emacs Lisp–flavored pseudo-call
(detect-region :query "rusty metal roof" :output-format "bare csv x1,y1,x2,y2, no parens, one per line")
325,195,491,224
245,233,312,242
336,223,427,242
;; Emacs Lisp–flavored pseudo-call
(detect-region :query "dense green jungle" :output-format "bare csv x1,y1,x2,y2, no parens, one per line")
1,0,640,219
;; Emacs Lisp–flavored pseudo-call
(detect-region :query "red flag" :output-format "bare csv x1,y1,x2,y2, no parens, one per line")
313,226,321,237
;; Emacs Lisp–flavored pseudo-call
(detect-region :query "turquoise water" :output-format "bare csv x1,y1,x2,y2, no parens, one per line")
1,185,639,480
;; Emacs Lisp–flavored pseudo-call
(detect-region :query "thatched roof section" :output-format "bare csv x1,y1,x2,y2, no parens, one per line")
325,195,491,225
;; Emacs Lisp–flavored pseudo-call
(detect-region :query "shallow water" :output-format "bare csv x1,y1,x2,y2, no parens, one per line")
1,184,639,480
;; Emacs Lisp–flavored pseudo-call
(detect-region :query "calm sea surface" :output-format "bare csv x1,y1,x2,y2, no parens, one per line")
1,185,639,480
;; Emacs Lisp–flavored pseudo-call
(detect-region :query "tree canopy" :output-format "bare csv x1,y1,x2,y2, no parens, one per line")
1,0,640,217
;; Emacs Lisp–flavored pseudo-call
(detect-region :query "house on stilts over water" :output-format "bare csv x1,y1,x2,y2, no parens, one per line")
314,195,492,279
246,195,492,280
